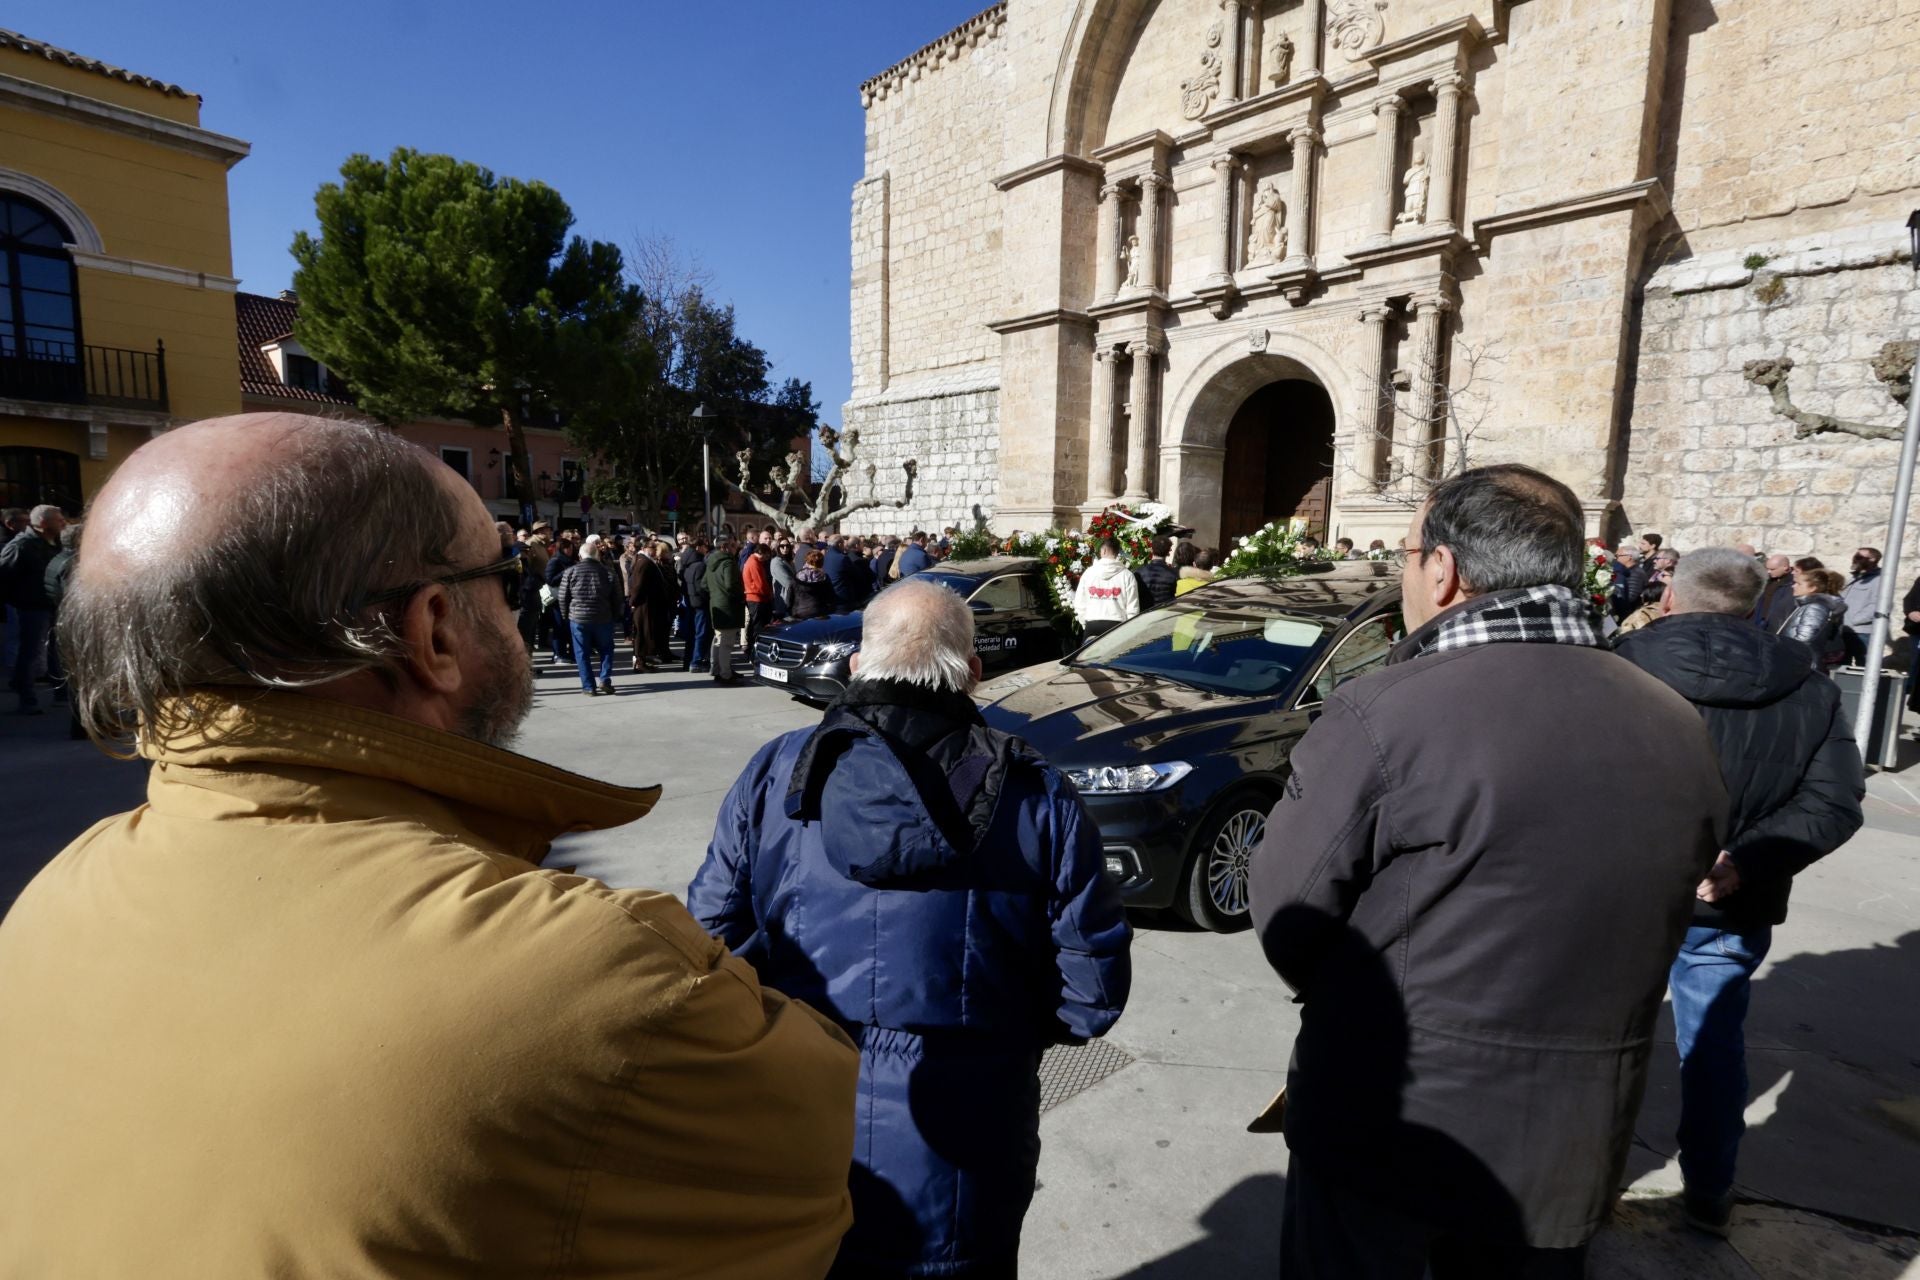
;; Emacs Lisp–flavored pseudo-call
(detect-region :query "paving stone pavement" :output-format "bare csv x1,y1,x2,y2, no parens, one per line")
3,651,1917,1277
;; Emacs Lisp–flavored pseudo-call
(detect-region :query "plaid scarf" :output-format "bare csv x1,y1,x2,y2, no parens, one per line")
1416,584,1604,657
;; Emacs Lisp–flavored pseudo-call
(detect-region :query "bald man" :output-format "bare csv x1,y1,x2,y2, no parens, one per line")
0,414,858,1278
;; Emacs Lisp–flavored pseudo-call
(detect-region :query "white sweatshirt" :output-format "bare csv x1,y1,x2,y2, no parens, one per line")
1074,556,1141,625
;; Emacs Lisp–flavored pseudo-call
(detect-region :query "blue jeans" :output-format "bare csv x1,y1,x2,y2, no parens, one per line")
569,621,615,690
1670,924,1772,1200
547,605,574,663
687,608,711,668
10,607,51,709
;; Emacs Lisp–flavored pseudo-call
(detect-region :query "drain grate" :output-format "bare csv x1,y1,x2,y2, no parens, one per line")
1038,1038,1135,1112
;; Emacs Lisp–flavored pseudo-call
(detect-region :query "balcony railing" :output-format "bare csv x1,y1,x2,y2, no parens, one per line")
0,339,169,413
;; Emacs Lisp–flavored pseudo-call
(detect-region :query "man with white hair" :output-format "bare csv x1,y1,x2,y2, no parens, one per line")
1615,547,1863,1236
0,502,68,714
689,577,1133,1277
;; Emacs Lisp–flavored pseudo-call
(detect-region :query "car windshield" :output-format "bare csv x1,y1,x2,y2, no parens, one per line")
1072,601,1335,697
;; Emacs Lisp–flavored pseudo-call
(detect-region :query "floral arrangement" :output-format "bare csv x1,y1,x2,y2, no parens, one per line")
976,503,1176,618
1582,542,1613,610
1365,545,1394,562
1215,520,1311,582
945,526,1000,562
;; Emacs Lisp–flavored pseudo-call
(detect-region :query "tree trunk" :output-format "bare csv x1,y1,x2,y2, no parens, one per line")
502,405,536,508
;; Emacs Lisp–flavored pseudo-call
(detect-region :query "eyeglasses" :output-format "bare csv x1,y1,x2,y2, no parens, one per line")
361,555,520,608
1393,542,1423,568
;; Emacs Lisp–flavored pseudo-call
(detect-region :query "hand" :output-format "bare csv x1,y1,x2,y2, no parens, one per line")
1696,851,1741,903
1907,611,1920,623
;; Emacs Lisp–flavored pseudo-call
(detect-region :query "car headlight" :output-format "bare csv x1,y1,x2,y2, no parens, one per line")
812,640,860,662
1066,762,1193,794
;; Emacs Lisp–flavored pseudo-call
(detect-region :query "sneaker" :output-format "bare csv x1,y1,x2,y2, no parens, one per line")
1681,1187,1733,1238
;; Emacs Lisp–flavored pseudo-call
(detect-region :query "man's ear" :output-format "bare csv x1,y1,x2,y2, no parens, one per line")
848,652,862,676
1428,543,1464,610
966,653,985,683
396,586,465,695
1660,584,1676,617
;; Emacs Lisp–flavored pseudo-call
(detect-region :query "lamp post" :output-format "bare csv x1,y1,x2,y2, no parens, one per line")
691,402,718,536
1850,209,1920,759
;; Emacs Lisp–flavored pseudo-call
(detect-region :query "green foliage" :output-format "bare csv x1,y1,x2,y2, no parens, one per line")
289,148,646,501
1743,252,1772,271
945,526,1000,561
1214,521,1310,582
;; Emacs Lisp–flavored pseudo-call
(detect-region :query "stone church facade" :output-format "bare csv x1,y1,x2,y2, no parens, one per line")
842,0,1920,558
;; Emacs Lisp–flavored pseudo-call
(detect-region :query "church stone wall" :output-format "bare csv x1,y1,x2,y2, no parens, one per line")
839,375,1001,537
1622,225,1920,560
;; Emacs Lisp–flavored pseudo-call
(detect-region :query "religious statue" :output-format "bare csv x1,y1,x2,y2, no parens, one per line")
1267,30,1294,87
1246,182,1289,267
1122,233,1143,288
1398,147,1431,226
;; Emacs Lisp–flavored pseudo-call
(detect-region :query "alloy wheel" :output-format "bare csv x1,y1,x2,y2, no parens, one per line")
1206,808,1266,917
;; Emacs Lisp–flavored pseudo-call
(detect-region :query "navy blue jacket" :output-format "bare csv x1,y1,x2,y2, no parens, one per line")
688,681,1131,1277
823,547,873,611
894,543,934,578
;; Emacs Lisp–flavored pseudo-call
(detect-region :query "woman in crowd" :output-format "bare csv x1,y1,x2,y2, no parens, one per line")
1780,566,1849,668
789,549,838,621
771,535,797,620
1175,547,1217,596
646,541,678,667
1073,537,1141,638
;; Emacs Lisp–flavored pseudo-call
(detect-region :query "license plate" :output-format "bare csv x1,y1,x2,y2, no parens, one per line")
758,664,789,683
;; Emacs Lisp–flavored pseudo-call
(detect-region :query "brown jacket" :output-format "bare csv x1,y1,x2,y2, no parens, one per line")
1250,597,1727,1249
0,691,858,1278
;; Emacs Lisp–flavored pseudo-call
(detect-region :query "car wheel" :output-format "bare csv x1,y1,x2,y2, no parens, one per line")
1177,789,1277,933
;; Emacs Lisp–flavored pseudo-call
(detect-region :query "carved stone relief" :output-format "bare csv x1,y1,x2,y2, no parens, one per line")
1248,328,1271,353
1122,233,1144,288
1328,0,1388,62
1398,147,1430,225
1246,181,1289,267
1267,30,1294,87
1180,22,1225,120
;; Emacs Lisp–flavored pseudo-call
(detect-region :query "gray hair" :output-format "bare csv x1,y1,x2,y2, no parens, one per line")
1419,464,1587,595
1670,547,1766,617
62,418,468,751
29,503,61,530
59,522,81,551
853,578,976,694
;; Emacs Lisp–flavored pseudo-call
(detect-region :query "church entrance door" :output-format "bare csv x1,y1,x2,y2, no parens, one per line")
1219,379,1335,545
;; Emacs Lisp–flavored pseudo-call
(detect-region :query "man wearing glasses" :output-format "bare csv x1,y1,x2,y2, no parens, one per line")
0,413,858,1277
1251,465,1728,1278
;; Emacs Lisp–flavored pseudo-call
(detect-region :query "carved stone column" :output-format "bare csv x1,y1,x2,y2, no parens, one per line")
1371,96,1406,243
1138,173,1166,294
1209,155,1237,282
1123,340,1162,501
1088,345,1121,503
1357,304,1393,483
1284,125,1319,268
1299,0,1325,78
1408,295,1454,482
1427,72,1466,232
1218,0,1244,105
1097,182,1124,303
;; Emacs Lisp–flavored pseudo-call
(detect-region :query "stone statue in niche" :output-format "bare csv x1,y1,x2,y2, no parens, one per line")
1329,0,1388,62
1267,30,1294,87
1398,147,1430,226
1122,233,1143,288
1246,181,1289,267
1180,22,1224,120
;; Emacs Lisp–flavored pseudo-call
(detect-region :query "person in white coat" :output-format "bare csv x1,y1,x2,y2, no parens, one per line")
1074,538,1141,638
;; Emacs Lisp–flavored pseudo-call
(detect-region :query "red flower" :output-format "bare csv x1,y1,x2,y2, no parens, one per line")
1049,555,1060,563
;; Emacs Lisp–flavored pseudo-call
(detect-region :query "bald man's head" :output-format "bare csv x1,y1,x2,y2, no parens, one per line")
63,413,530,751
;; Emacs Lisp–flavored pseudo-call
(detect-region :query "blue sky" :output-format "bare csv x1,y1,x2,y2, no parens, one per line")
34,0,990,422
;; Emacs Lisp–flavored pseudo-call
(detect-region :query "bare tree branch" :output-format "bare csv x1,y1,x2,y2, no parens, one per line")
710,425,917,532
1340,339,1504,508
1743,345,1913,442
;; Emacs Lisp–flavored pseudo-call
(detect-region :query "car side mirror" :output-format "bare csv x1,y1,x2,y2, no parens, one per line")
969,600,993,613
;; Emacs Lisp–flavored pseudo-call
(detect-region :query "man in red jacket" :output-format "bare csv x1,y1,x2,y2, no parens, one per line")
742,538,772,651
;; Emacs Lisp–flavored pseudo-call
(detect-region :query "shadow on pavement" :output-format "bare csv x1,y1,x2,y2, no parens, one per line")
1626,930,1920,1238
1101,1174,1283,1278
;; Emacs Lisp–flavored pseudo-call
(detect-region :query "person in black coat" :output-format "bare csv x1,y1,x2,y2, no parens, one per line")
1750,553,1797,630
788,549,838,621
543,535,578,663
1613,548,1864,1236
680,540,711,672
1133,537,1179,611
1249,465,1727,1276
1609,547,1650,622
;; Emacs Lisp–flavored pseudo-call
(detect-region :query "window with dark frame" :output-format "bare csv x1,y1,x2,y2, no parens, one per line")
440,447,472,481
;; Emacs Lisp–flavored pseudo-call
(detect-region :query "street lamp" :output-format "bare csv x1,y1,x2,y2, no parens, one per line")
1852,208,1920,759
691,402,718,536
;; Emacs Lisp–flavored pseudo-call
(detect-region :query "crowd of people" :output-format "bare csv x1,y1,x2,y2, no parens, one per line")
0,412,1884,1279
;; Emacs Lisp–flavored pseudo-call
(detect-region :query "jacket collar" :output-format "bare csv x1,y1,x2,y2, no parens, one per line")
142,689,660,860
1391,586,1601,663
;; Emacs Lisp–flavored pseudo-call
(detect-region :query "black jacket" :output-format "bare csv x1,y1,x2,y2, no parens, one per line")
1134,559,1178,611
0,529,57,611
1609,562,1650,621
1752,574,1796,631
788,570,837,621
1780,593,1847,666
680,551,710,609
556,559,618,624
1249,594,1727,1249
1614,613,1864,931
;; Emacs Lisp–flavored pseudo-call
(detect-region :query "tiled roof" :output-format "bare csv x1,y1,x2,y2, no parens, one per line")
0,29,197,102
235,291,354,405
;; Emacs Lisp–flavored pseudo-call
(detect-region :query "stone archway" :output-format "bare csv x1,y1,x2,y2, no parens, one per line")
1157,331,1358,550
1220,380,1336,543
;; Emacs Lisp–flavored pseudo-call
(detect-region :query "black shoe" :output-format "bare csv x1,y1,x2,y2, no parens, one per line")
599,681,615,696
1681,1187,1733,1238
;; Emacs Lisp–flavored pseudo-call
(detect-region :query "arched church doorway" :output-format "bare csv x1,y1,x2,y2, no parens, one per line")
1219,379,1335,544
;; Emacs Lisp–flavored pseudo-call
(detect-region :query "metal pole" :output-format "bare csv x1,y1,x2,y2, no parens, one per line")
702,436,713,539
1853,374,1920,756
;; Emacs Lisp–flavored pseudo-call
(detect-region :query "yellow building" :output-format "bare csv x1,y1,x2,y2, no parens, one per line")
0,28,247,512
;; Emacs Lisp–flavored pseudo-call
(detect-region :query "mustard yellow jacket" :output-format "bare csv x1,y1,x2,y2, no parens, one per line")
0,691,857,1278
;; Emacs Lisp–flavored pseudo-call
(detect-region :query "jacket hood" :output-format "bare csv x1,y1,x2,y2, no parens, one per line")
783,680,1017,887
1616,612,1815,708
1084,557,1131,584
